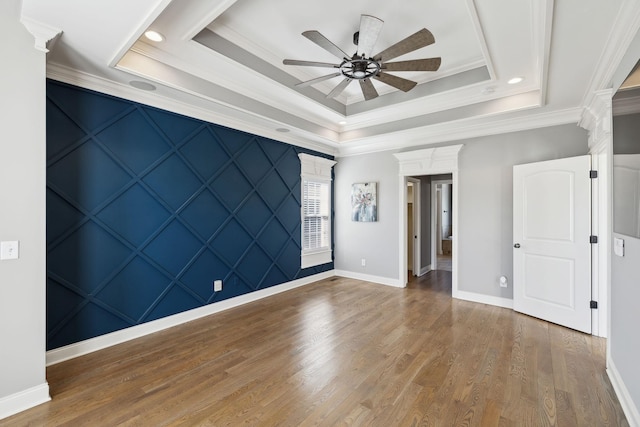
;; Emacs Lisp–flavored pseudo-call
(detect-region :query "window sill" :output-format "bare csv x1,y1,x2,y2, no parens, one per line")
301,249,332,269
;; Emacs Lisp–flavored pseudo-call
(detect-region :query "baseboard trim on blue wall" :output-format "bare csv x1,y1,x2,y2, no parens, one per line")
607,356,640,427
0,383,50,421
334,270,404,288
46,271,335,366
453,289,514,309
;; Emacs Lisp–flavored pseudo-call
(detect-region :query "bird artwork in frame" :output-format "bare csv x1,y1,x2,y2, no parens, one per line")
351,182,377,222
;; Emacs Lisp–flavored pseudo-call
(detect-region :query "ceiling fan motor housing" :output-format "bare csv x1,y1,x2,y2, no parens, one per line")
340,56,380,80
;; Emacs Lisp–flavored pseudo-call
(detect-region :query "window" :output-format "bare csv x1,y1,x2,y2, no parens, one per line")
299,153,336,268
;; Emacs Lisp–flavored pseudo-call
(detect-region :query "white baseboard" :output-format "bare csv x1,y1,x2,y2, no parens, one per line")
334,270,404,288
46,271,335,366
453,289,514,309
607,356,640,427
0,383,50,421
419,265,432,276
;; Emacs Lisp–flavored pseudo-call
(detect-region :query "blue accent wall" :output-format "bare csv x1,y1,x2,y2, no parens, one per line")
46,80,333,350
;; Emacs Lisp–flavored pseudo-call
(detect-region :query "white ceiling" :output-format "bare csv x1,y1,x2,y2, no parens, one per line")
20,0,634,155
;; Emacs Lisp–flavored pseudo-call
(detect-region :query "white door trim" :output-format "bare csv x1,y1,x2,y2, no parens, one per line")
407,177,421,276
394,145,463,289
432,179,453,269
580,88,613,338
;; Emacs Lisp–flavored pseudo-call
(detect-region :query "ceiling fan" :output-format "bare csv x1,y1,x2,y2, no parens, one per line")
283,15,441,101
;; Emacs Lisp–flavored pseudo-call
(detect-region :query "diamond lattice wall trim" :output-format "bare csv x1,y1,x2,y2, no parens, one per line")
46,80,334,350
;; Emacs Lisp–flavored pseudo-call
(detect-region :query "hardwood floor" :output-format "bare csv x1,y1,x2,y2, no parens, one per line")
2,272,627,426
436,253,452,272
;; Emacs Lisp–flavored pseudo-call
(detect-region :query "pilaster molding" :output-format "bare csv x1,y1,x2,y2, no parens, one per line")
393,144,463,176
579,89,613,152
20,17,62,53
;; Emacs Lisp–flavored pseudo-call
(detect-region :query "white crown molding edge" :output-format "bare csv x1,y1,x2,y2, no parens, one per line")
337,106,581,157
19,16,62,53
0,383,50,421
46,63,338,156
534,0,554,105
607,357,640,427
129,41,347,133
581,0,640,110
464,0,496,80
46,270,335,366
333,270,404,288
106,0,174,68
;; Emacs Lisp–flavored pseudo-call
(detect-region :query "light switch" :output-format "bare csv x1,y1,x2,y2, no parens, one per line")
614,237,625,257
0,241,19,260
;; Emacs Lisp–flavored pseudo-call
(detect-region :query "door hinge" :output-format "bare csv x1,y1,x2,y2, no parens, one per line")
590,235,598,244
590,170,598,179
590,300,598,309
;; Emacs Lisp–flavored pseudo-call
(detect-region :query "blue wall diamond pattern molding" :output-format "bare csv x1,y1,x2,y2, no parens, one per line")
46,80,334,350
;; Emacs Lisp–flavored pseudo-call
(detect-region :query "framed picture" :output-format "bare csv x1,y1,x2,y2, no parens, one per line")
351,182,377,222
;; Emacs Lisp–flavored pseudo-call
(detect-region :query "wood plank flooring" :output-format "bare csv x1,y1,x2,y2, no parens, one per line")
2,272,628,426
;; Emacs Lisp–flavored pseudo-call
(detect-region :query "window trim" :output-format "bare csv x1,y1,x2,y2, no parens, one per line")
299,153,336,269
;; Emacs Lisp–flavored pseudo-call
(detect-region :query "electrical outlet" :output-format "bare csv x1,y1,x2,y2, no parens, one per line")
0,241,19,260
499,276,508,288
361,258,366,267
214,280,222,292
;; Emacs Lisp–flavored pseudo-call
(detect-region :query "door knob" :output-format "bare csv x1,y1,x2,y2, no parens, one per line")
514,243,521,248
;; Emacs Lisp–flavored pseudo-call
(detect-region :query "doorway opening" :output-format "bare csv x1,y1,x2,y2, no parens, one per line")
394,145,462,290
432,179,453,272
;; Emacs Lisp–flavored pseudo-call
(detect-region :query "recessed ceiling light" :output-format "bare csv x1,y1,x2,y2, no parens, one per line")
129,81,156,91
508,77,524,85
276,128,290,133
144,30,164,42
339,121,347,125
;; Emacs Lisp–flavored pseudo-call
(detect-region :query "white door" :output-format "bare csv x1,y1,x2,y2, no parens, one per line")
513,155,591,333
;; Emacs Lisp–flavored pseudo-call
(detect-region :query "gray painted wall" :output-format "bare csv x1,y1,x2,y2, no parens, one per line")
455,125,588,298
610,112,640,418
611,233,640,414
335,124,588,295
334,152,399,279
0,0,48,408
612,112,640,154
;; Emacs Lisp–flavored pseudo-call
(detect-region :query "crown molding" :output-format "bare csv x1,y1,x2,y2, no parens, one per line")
581,0,640,109
579,89,613,151
46,63,338,156
337,106,581,157
19,17,61,53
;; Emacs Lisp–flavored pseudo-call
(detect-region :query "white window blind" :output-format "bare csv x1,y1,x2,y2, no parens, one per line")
303,180,329,251
298,153,336,268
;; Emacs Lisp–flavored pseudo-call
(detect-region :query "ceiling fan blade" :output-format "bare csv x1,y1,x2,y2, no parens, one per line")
296,72,341,88
303,30,351,60
383,58,441,72
326,78,352,98
359,79,379,101
283,59,339,68
357,15,384,58
373,28,435,62
374,72,418,92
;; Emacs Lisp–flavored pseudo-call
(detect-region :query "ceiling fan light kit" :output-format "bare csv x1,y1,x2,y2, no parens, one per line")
283,14,441,101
